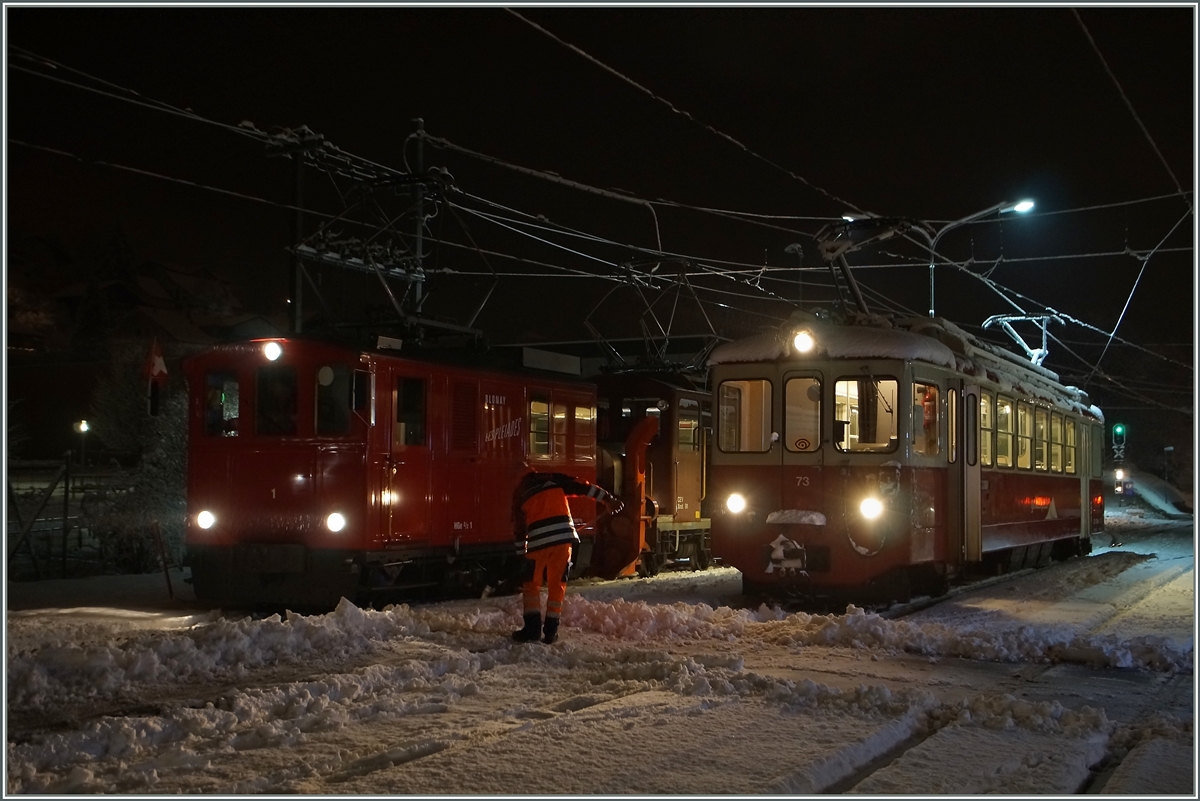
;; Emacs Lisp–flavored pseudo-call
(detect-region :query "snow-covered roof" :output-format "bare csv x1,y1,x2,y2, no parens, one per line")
707,314,1102,422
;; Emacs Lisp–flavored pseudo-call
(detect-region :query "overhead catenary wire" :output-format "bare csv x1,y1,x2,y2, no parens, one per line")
1071,10,1193,215
505,9,868,217
9,47,1189,414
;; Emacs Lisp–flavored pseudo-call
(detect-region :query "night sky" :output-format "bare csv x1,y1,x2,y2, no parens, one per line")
6,6,1195,425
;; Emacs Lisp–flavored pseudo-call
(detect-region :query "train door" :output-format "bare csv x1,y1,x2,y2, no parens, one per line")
386,366,433,543
435,376,481,547
1078,420,1092,540
960,384,982,561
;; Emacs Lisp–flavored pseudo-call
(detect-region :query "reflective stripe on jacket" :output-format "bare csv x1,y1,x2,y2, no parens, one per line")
513,472,612,553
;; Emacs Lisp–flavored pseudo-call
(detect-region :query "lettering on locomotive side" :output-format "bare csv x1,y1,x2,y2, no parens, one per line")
484,417,523,443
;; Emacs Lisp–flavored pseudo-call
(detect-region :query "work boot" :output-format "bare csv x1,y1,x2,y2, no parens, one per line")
512,611,542,642
542,616,560,645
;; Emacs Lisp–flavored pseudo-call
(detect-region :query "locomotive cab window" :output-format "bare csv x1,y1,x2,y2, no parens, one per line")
257,365,298,436
315,364,352,436
834,376,897,453
395,377,426,446
717,380,772,453
913,382,940,456
204,370,240,437
678,398,700,451
784,377,820,452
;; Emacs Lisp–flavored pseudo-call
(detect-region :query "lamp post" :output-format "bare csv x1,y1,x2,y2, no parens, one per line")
926,199,1034,318
75,420,89,467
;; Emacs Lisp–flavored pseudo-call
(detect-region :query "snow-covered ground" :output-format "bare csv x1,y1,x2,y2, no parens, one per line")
5,509,1194,795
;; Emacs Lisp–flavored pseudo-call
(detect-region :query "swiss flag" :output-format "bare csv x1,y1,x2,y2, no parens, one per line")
143,337,169,387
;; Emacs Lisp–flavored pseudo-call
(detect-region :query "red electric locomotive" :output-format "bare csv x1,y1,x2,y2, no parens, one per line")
707,312,1106,603
183,337,602,609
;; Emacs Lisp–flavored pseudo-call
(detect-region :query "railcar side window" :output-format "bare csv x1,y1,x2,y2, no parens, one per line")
257,365,297,436
552,401,568,457
1050,413,1064,472
995,397,1013,467
678,398,700,451
395,377,426,446
1016,403,1033,469
834,377,898,453
784,378,821,452
529,395,550,455
717,380,773,453
913,382,940,456
316,365,351,436
1033,408,1048,471
1064,419,1077,474
575,406,596,460
980,393,994,466
204,371,239,437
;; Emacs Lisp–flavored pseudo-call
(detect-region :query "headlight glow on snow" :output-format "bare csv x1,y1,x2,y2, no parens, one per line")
859,497,884,520
326,512,347,532
196,510,216,529
726,493,747,514
263,341,283,361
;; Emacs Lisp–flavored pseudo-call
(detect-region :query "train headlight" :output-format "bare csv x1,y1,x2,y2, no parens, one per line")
196,510,216,529
726,493,747,514
263,341,283,361
792,329,815,354
859,497,884,520
326,512,347,532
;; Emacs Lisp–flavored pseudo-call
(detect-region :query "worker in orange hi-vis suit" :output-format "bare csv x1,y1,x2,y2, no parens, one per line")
511,468,623,644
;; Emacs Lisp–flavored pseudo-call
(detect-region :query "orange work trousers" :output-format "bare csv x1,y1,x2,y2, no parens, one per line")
521,542,572,620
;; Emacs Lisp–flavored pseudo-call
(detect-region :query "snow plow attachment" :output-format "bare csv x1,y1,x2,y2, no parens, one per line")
588,415,659,580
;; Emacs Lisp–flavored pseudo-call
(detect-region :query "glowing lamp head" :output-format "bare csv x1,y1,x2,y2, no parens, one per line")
725,493,747,514
792,329,815,354
1011,200,1035,213
263,341,283,361
859,497,884,520
196,510,216,529
326,512,347,532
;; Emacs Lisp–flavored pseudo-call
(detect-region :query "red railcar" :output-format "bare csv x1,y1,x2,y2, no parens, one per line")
708,314,1106,602
183,337,600,608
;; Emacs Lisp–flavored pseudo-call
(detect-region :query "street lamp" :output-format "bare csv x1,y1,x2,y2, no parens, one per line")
925,199,1035,318
75,420,89,467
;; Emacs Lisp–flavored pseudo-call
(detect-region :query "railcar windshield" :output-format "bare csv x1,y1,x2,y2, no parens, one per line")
717,379,772,453
784,377,820,452
834,376,898,453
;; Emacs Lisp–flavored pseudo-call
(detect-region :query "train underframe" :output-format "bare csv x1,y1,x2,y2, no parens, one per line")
739,532,1093,608
187,540,601,611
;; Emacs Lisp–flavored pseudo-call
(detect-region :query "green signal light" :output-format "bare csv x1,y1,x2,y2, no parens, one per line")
1114,424,1125,435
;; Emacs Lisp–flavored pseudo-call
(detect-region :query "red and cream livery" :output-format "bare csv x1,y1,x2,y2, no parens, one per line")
707,312,1105,602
